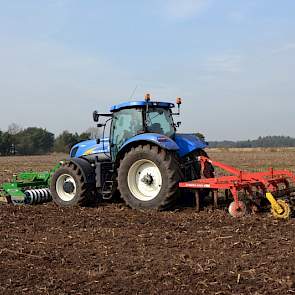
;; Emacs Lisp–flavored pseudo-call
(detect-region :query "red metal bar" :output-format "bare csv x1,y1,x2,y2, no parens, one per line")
198,156,242,176
180,156,295,194
198,156,295,182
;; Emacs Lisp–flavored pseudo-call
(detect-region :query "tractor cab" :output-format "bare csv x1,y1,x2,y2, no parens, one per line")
109,99,176,158
71,95,207,161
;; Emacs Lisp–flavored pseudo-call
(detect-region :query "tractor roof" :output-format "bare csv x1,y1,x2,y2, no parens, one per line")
110,101,175,112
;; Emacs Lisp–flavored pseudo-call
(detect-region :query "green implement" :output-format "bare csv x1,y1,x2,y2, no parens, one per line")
0,162,62,205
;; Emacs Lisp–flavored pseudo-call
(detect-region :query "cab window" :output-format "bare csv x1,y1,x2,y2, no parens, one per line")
111,109,143,151
146,108,175,137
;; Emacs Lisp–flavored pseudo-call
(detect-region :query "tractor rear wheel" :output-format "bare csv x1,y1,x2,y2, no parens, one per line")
118,145,181,210
50,162,93,207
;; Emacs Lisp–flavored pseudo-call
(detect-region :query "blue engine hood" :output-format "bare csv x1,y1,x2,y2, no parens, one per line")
174,134,208,157
70,138,110,158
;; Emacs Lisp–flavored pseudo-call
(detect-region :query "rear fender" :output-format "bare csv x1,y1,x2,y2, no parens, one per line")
117,133,179,160
174,134,208,157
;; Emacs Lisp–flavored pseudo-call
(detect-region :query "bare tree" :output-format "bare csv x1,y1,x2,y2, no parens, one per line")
85,127,101,139
8,123,22,135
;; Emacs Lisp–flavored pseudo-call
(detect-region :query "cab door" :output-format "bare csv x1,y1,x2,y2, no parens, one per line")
110,108,143,159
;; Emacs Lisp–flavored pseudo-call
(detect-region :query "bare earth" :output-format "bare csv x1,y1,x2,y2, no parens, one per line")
1,149,295,295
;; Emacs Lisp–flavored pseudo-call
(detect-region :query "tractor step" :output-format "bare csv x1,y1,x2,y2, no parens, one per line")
101,181,114,199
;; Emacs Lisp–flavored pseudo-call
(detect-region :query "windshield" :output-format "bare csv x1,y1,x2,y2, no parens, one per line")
146,108,175,137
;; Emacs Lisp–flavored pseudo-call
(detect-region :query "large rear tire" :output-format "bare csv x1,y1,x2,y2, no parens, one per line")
50,162,93,207
118,145,181,210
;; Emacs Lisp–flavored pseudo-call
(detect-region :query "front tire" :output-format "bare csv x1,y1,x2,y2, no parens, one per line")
118,145,181,210
50,162,93,207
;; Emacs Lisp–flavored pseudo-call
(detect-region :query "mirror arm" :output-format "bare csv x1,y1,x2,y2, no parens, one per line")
93,110,112,122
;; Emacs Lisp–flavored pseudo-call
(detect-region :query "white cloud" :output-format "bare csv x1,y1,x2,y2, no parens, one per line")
161,0,209,20
205,54,243,73
272,42,295,54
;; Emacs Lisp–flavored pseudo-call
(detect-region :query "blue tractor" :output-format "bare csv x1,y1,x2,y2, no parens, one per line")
50,95,213,210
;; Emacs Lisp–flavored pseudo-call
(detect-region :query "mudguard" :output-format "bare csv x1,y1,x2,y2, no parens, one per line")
119,133,179,155
174,134,208,157
69,158,95,184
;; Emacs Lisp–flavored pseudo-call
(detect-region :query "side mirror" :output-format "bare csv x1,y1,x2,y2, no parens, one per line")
93,110,99,122
177,122,182,127
96,138,101,144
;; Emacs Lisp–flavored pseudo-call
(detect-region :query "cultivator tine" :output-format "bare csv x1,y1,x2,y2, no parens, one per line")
213,190,218,209
195,191,200,212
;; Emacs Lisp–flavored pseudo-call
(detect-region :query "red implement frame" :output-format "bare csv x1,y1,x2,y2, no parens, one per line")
179,156,295,212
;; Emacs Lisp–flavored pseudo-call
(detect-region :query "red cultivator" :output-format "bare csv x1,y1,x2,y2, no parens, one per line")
179,156,295,219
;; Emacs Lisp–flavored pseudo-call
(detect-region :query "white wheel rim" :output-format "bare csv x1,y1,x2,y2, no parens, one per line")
56,174,77,202
127,159,163,201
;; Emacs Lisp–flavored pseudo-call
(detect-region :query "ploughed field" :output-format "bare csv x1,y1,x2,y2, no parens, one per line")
1,149,295,295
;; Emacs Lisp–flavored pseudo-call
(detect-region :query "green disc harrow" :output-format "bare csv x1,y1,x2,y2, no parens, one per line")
0,163,62,205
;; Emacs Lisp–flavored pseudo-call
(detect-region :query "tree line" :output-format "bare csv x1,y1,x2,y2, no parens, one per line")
1,125,295,156
209,136,295,148
0,124,100,156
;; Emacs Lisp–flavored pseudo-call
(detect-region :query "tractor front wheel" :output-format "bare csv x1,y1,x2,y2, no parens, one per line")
118,145,181,210
50,162,93,207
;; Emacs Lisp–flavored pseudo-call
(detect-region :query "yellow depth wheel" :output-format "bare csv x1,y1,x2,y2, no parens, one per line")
271,199,291,219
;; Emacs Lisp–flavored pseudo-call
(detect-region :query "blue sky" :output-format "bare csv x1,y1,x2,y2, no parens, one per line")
0,0,294,140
